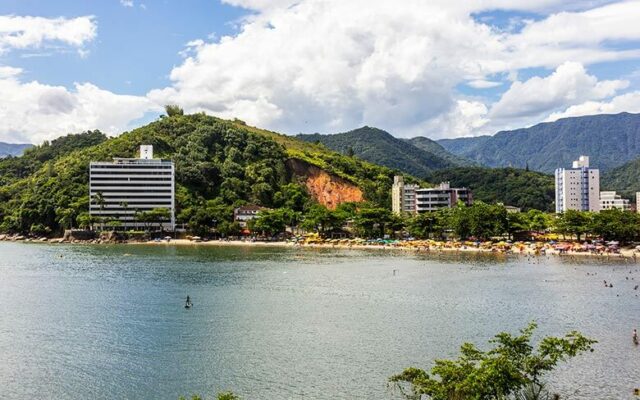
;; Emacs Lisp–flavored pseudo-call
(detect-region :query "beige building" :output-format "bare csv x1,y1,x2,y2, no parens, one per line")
392,176,472,214
392,176,418,214
600,191,630,211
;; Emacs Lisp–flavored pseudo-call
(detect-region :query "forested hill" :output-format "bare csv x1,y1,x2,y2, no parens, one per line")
601,157,640,200
297,127,466,178
0,142,33,157
404,136,476,168
437,113,640,173
0,114,415,234
426,167,555,212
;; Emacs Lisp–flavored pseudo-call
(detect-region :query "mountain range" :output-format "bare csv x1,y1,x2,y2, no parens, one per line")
298,112,640,206
437,112,640,173
0,142,32,157
297,127,473,177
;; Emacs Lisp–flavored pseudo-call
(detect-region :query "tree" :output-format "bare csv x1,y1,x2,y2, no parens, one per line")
590,209,640,243
353,205,392,238
56,207,76,230
301,204,333,234
407,212,447,239
165,104,184,117
554,210,592,241
76,212,95,230
93,191,106,231
390,322,596,400
249,209,287,236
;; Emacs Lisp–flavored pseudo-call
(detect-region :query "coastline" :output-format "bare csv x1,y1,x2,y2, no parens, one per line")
3,235,636,260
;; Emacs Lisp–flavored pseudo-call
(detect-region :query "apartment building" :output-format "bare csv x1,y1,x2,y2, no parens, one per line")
555,155,600,213
89,145,175,230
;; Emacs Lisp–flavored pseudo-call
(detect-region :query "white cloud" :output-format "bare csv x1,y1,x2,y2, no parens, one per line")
467,79,503,89
3,1,640,143
0,15,96,55
546,91,640,121
490,62,629,120
0,70,159,144
147,0,640,139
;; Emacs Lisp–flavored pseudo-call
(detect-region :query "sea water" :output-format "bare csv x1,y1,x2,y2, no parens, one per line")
0,242,638,399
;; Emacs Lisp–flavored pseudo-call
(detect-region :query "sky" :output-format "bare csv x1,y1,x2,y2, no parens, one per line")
1,0,640,144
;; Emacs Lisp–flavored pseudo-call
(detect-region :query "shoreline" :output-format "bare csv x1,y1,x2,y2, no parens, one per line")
3,236,637,260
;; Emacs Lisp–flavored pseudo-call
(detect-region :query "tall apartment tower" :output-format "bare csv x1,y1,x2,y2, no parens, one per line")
391,176,418,214
89,145,175,230
555,155,600,213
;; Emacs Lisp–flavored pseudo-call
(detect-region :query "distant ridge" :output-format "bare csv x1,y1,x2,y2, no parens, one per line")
0,142,32,157
437,112,640,173
297,126,470,177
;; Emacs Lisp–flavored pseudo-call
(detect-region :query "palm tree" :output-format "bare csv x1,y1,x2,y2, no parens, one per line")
56,208,75,231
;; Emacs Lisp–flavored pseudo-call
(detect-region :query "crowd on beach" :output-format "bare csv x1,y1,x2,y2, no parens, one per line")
2,232,639,259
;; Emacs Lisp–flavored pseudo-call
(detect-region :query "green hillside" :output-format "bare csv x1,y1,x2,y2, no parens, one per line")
601,157,640,201
426,167,555,212
405,136,476,168
438,112,640,173
0,114,412,235
297,127,462,178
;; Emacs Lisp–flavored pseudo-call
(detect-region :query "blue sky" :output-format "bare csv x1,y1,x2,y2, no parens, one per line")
1,0,639,143
0,0,245,94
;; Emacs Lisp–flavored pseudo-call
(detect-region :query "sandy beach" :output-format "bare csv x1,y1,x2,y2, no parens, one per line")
129,238,639,259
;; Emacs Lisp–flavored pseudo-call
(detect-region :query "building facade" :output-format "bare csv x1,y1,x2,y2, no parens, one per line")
89,145,175,230
233,205,266,228
392,176,472,214
391,176,418,214
600,191,630,211
554,155,600,213
415,182,472,212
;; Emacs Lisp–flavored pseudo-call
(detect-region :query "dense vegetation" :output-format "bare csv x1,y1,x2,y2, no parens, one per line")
0,113,409,235
0,142,32,157
438,112,640,173
427,167,555,212
0,130,107,185
297,126,463,177
391,323,595,400
405,136,475,168
601,157,640,201
246,200,640,244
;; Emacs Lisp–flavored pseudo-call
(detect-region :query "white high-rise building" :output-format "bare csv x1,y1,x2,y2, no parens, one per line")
555,155,600,213
600,191,630,211
89,145,175,230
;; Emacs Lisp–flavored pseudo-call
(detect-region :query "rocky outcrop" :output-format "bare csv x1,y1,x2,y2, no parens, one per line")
63,230,96,241
286,159,363,209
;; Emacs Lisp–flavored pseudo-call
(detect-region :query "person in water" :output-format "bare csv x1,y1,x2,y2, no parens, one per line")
633,329,638,345
185,295,192,307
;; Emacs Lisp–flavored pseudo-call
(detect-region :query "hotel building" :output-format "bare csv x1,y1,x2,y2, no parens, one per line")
555,155,600,213
89,145,175,230
392,176,472,214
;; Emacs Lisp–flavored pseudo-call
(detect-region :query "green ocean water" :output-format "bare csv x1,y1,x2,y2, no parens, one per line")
1,242,639,399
